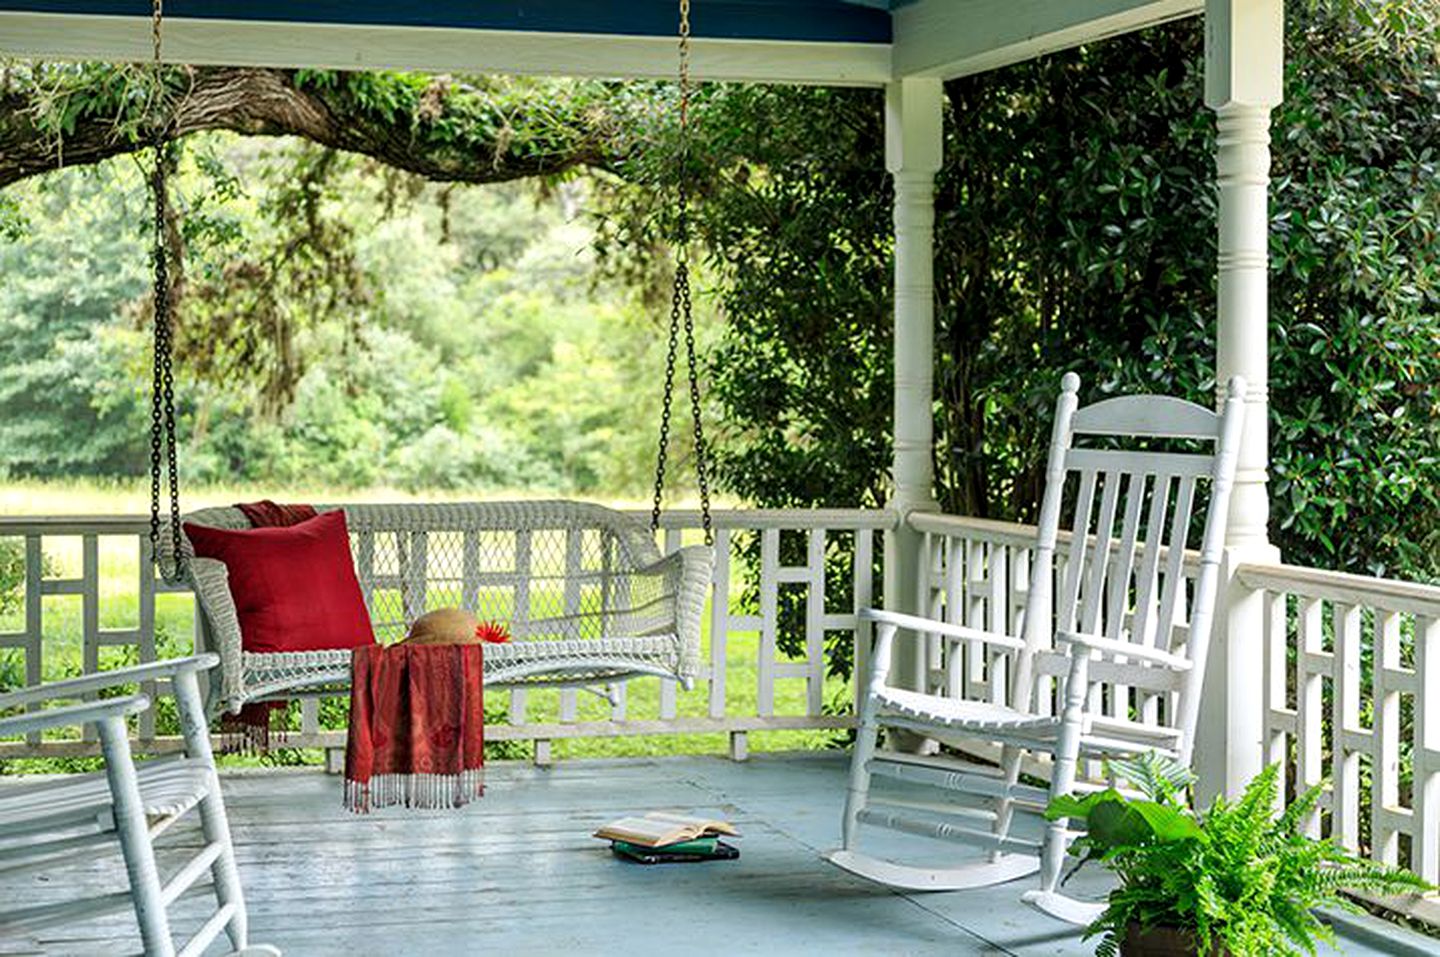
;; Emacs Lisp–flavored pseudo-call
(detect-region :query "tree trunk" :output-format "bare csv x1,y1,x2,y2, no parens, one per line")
0,67,615,188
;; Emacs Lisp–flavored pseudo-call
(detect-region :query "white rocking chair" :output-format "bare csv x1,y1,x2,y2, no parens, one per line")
166,500,712,718
0,655,278,956
828,373,1245,921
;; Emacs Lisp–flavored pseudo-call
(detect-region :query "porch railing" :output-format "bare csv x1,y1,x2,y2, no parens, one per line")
0,509,892,763
912,510,1440,903
5,507,1438,899
1242,560,1440,915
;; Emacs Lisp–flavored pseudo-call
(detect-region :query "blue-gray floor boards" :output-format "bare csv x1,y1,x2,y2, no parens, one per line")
2,752,1434,955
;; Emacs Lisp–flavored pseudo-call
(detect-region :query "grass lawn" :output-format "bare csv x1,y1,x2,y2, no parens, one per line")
1,480,852,768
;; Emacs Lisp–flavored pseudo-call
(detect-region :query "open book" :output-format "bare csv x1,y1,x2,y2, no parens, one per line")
594,811,739,848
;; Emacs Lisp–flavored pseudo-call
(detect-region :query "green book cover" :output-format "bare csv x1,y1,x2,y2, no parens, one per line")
613,837,718,855
610,839,740,865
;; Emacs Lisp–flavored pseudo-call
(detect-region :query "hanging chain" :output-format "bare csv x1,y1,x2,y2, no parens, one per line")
650,0,714,546
148,0,184,582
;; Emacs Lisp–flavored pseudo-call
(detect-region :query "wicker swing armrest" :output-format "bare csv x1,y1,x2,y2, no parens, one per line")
634,544,714,684
185,557,247,714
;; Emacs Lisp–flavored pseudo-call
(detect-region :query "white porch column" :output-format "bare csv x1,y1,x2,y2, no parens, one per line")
1197,0,1284,799
883,78,943,696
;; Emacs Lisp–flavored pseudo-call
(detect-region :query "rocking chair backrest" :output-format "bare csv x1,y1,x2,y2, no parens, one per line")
1016,374,1246,765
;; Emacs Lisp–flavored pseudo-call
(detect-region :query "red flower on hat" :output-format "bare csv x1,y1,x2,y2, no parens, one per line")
475,620,511,644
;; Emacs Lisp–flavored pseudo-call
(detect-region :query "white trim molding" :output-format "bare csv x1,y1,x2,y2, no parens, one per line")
892,0,1201,79
0,12,892,87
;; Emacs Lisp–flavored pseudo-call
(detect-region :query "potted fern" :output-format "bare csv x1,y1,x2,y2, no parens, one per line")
1047,753,1432,957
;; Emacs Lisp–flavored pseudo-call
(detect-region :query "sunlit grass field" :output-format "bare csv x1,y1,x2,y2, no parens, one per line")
1,480,851,768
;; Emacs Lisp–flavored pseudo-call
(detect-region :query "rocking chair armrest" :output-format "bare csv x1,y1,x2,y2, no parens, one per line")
860,608,1027,651
0,654,219,711
1055,631,1192,671
0,693,151,738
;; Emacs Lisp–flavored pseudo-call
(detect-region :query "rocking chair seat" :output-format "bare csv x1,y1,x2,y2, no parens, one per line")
875,688,1186,757
0,755,212,837
875,687,1061,739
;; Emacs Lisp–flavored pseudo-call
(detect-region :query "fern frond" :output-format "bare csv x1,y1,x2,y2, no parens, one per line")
1277,778,1326,836
1106,751,1194,804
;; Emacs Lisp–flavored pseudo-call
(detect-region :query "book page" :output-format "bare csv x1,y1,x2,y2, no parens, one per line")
594,816,689,846
644,811,739,836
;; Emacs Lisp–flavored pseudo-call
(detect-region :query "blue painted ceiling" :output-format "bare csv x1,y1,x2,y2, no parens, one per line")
0,1,900,43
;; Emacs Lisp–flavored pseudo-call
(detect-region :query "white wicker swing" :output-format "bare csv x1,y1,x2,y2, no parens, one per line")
143,1,715,720
169,502,712,717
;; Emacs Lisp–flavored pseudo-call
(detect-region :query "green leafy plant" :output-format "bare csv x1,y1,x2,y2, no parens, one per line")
1048,753,1432,956
0,539,23,616
0,539,59,617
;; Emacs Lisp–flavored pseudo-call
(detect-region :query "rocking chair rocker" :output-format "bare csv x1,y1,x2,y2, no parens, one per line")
828,373,1245,921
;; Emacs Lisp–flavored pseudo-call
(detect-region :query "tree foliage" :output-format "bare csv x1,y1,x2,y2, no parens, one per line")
0,167,149,476
631,3,1438,580
0,136,685,495
0,65,616,188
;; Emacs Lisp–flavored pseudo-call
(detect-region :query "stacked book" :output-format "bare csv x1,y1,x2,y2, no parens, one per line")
595,811,740,864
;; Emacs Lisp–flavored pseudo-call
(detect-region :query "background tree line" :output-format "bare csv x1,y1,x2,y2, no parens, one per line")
0,1,1435,583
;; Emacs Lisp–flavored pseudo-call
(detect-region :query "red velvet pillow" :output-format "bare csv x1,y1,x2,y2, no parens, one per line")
184,510,375,654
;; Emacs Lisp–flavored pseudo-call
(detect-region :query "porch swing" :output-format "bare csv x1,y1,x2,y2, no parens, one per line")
147,0,715,719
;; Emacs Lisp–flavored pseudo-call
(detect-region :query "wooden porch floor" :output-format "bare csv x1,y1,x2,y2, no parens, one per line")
4,753,1434,956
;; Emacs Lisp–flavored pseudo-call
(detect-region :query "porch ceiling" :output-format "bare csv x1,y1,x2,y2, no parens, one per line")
0,0,1202,86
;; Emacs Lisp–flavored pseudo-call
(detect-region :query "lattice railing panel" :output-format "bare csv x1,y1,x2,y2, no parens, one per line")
0,509,890,761
1243,562,1440,888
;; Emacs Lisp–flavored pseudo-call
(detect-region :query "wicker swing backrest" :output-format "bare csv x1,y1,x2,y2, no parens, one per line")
167,501,709,713
353,502,666,644
179,500,664,638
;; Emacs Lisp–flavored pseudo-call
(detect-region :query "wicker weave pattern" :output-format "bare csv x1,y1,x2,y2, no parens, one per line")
168,501,713,715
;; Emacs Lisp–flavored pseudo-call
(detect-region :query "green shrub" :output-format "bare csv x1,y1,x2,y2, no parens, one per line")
0,539,21,615
0,538,57,616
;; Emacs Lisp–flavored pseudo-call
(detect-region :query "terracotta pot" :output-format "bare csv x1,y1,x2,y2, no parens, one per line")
1120,923,1231,957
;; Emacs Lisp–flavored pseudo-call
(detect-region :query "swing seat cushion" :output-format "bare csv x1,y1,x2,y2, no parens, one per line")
183,510,375,655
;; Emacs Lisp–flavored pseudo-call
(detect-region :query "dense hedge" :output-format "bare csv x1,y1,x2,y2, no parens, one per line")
651,5,1438,584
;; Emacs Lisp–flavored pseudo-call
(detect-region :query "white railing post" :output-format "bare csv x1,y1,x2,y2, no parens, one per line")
883,77,943,703
1196,0,1284,801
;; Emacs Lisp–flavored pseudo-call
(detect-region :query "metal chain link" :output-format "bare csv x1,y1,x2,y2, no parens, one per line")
650,0,714,546
148,0,185,582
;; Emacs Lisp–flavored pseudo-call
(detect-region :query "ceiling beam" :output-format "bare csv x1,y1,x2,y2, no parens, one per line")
0,0,892,44
0,12,892,86
892,0,1201,79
